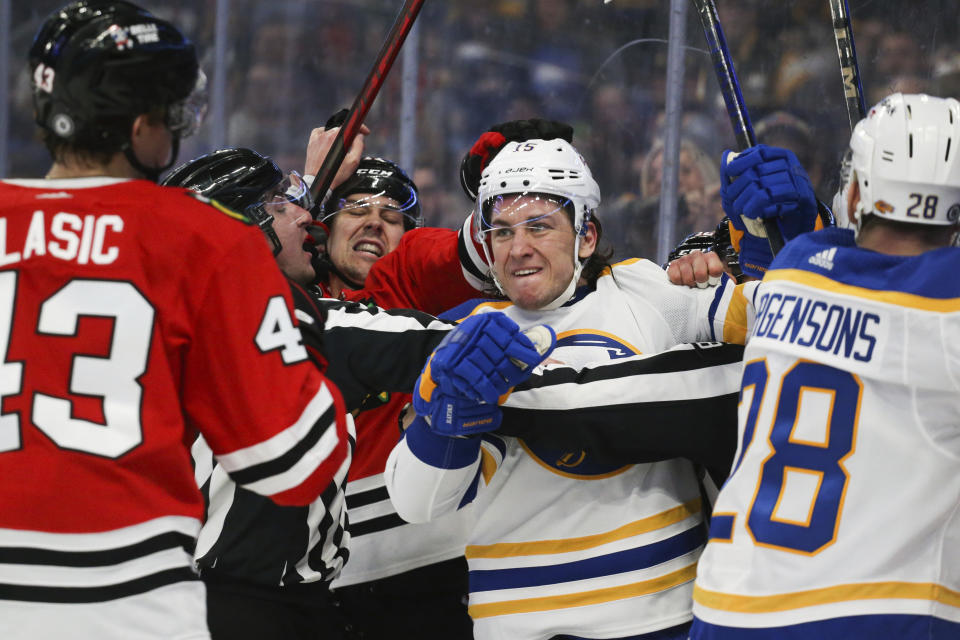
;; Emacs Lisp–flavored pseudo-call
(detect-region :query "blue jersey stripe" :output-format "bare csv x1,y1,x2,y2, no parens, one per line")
707,275,730,342
773,228,960,300
468,524,704,592
707,514,734,542
691,613,960,639
458,466,483,508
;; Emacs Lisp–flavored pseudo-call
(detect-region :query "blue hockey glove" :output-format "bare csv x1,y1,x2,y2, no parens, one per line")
412,382,503,437
428,313,555,405
413,314,556,436
721,144,818,278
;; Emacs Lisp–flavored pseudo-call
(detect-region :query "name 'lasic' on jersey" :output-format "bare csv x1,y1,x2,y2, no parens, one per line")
0,210,122,267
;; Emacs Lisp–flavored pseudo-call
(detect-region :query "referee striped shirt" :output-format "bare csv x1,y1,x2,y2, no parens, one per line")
192,290,452,585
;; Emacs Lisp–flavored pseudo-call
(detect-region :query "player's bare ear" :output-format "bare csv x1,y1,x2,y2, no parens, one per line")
847,179,860,227
578,220,598,260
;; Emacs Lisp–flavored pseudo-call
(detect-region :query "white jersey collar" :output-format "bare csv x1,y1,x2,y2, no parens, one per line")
3,176,133,189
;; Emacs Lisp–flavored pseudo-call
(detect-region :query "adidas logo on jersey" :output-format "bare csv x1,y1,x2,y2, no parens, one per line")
808,247,837,270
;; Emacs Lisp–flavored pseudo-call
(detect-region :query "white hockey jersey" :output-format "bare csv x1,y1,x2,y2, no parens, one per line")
386,259,745,640
691,229,960,639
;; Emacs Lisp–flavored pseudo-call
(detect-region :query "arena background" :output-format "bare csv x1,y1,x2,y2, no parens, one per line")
2,0,957,261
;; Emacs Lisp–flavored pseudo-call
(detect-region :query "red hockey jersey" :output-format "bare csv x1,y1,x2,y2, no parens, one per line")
0,177,348,612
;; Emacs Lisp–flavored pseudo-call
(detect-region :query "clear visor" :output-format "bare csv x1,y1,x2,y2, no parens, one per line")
248,170,315,215
319,189,420,227
167,69,208,139
838,147,853,186
833,148,855,229
476,192,575,243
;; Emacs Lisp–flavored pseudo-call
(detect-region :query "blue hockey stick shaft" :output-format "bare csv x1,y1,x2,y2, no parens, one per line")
692,0,785,255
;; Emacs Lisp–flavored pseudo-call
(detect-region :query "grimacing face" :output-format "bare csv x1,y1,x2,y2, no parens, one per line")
488,195,597,310
325,193,406,286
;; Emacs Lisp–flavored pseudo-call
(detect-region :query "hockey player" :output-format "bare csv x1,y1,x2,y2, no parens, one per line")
164,147,329,289
165,145,485,638
315,157,423,295
314,158,479,638
384,137,761,640
690,93,960,639
0,3,349,639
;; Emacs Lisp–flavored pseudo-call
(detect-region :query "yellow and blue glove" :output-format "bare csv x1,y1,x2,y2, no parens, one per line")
721,144,819,278
413,313,555,437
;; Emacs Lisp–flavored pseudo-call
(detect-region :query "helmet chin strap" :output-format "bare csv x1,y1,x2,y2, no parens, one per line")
536,233,583,311
123,136,181,183
484,232,585,312
313,252,364,292
853,199,871,234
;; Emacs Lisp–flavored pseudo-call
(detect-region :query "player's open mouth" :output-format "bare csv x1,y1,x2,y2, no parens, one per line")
303,234,320,258
354,242,383,257
513,268,541,277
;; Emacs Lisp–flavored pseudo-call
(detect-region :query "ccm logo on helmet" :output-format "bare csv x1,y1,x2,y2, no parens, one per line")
356,169,394,176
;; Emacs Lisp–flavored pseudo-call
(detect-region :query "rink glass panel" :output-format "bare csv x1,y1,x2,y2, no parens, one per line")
3,0,956,259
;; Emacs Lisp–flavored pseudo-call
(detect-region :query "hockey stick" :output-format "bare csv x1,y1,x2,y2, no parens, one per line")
691,0,785,255
828,0,867,131
308,0,426,217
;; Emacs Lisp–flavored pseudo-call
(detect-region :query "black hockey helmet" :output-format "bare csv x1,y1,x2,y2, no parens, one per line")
321,157,422,230
162,148,314,256
30,1,205,175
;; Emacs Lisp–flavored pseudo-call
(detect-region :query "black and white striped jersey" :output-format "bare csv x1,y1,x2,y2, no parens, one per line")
192,294,452,586
500,341,746,482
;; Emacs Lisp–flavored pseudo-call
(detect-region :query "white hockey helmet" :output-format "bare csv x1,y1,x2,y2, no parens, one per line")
474,138,601,310
849,93,960,227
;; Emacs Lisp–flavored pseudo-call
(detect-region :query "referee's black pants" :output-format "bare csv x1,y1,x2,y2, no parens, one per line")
332,556,473,639
204,570,349,640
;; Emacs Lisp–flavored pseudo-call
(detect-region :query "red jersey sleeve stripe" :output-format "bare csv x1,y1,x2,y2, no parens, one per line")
458,214,488,290
268,380,351,507
215,382,339,478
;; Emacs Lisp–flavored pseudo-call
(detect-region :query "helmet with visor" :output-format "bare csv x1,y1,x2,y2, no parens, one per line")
162,147,314,256
320,157,422,230
474,138,600,310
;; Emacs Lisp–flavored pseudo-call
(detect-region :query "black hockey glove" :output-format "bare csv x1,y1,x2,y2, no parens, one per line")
459,118,574,201
325,108,349,130
713,216,744,283
665,230,716,268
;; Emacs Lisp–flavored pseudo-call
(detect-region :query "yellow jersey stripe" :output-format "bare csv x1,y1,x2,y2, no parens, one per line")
469,562,697,618
764,269,960,312
465,498,701,559
722,284,750,344
480,448,497,485
694,580,960,613
599,258,643,278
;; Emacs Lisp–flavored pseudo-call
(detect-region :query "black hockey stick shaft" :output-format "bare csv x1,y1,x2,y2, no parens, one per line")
309,0,426,215
828,0,867,131
692,0,784,255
